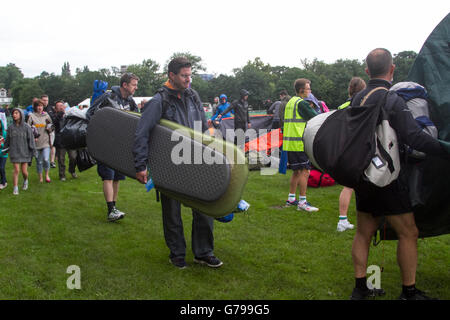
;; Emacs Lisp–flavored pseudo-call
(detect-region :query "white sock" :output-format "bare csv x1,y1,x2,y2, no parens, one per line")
288,193,296,202
299,196,306,204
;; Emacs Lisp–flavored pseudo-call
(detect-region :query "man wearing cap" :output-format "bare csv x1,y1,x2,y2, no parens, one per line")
282,78,319,212
217,89,252,146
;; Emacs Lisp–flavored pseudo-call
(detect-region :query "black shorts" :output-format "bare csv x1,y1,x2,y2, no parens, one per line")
97,162,126,181
287,151,311,170
354,170,412,216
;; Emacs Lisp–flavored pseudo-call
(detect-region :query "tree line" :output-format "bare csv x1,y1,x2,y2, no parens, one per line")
0,51,417,110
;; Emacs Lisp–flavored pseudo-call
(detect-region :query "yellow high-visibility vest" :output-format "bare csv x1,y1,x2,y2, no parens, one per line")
337,100,351,110
282,96,306,151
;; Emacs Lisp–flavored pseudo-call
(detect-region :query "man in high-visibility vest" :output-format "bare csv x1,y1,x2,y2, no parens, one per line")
283,78,319,212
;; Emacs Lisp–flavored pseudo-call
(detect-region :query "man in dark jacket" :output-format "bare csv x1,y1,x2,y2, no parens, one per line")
133,57,222,269
350,48,450,300
217,89,252,146
53,100,77,181
87,72,139,222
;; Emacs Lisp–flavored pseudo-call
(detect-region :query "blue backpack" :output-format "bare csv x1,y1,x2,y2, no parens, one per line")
91,80,108,105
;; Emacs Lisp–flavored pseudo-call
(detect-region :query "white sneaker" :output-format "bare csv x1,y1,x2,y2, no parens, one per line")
337,219,354,232
13,186,19,195
22,180,28,190
297,201,319,212
107,207,126,222
0,183,6,190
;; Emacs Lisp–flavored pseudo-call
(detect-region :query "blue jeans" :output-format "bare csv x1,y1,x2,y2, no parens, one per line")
0,157,6,185
36,147,51,174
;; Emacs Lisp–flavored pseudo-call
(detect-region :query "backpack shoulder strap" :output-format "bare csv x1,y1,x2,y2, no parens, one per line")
191,89,203,112
192,90,202,108
361,87,388,106
156,88,170,115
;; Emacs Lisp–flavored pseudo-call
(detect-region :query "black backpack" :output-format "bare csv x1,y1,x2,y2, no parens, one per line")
305,88,400,188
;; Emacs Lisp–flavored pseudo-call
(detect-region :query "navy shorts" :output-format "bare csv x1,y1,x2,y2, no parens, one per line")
287,151,311,170
97,162,126,181
354,169,412,216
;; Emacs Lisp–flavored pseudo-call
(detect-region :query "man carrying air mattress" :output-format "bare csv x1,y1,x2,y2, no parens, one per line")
133,57,223,269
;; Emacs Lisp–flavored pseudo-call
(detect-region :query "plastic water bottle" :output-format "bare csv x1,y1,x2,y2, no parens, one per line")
234,199,250,212
215,200,250,223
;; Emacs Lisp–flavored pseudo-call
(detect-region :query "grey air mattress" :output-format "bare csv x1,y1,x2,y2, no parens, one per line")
86,107,248,218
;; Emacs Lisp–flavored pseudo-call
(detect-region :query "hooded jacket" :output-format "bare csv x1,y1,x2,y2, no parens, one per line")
4,108,36,163
220,98,250,130
133,81,208,172
210,94,233,121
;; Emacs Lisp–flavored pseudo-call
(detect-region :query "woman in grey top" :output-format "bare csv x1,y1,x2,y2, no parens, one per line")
4,108,36,195
27,99,53,183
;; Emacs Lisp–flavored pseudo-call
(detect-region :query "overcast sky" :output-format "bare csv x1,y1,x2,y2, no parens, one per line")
1,0,449,78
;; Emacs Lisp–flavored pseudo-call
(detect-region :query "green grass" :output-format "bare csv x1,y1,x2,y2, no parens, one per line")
0,159,449,300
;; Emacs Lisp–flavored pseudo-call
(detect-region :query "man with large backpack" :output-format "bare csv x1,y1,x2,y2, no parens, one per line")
133,57,223,269
350,48,450,300
86,73,139,222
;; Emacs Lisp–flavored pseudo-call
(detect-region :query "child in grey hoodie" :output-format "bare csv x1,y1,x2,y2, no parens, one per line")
4,108,36,195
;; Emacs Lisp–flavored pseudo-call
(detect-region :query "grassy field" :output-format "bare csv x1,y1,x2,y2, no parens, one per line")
0,158,449,300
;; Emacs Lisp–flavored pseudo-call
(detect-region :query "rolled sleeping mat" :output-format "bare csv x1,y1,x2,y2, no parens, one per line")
86,107,248,218
303,110,336,172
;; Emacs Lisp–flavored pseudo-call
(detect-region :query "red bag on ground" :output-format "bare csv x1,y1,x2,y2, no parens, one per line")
308,169,335,187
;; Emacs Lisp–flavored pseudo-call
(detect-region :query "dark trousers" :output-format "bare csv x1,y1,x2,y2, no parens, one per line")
56,147,77,179
160,193,214,259
234,126,247,146
0,157,6,185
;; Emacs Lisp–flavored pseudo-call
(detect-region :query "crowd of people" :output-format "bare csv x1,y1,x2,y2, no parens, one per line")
0,95,82,195
0,49,448,300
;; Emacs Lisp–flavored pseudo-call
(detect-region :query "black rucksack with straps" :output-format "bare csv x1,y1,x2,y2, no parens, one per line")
304,88,401,189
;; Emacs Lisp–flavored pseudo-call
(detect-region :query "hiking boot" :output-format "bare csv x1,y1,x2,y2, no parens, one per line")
297,201,319,212
22,180,28,191
107,207,125,222
350,287,386,300
13,186,19,195
194,256,223,268
337,219,354,232
399,288,437,300
284,199,299,207
170,257,187,269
